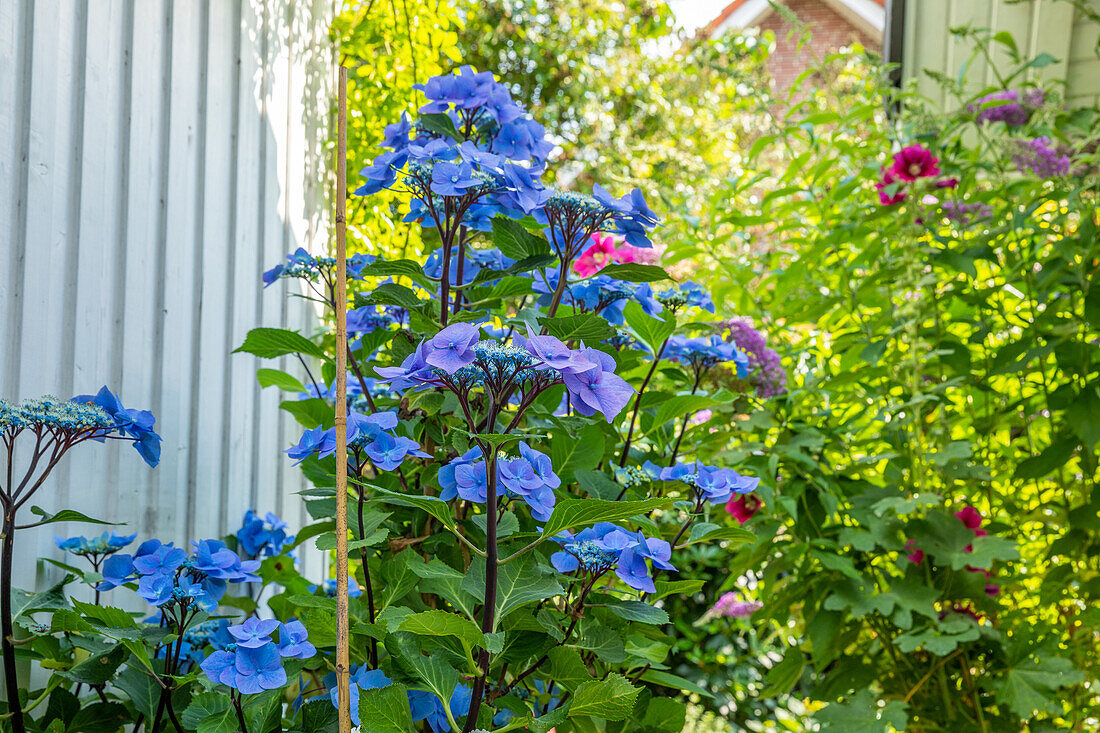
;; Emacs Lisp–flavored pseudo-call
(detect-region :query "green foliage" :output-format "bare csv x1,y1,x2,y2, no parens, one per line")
661,24,1100,733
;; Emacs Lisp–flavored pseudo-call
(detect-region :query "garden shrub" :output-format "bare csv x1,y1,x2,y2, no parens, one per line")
663,26,1100,732
0,63,774,733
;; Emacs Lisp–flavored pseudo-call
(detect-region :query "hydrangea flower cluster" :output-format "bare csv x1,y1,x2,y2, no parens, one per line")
439,443,560,521
54,532,137,567
661,461,760,505
1,387,161,468
356,66,659,261
200,618,315,695
262,247,376,288
664,335,749,381
727,319,787,398
532,270,663,325
970,88,1043,126
286,410,426,471
98,538,260,612
236,510,294,558
551,523,676,593
1011,136,1071,178
376,324,635,423
327,667,472,732
309,577,363,598
656,281,715,313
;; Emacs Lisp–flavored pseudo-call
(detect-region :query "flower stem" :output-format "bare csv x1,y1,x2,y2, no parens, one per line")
356,487,378,668
1,510,25,733
618,337,670,468
463,453,499,732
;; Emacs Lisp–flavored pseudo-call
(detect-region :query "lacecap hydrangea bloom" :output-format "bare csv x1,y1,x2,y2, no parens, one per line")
286,410,427,471
551,522,676,594
200,618,314,694
439,443,560,521
661,461,760,504
54,532,137,565
376,323,635,423
236,510,294,557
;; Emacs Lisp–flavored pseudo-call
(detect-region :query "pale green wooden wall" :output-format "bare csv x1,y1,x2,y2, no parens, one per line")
902,0,1100,107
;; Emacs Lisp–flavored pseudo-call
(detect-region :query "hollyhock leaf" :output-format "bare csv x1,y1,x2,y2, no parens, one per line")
357,684,414,733
816,689,908,733
1013,433,1078,479
537,314,616,343
568,674,640,722
233,327,327,360
596,263,672,282
994,656,1083,718
959,535,1019,570
761,648,805,699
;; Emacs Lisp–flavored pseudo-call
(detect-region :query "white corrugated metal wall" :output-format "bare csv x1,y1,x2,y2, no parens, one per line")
0,0,336,597
902,0,1100,107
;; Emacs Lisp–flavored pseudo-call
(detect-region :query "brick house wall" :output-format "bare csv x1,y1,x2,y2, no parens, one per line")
759,0,879,91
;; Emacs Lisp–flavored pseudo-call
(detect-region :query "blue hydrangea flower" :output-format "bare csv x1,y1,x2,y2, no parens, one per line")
201,642,287,695
276,620,316,660
54,532,137,564
237,510,294,557
328,668,392,726
309,578,363,598
551,523,675,592
560,348,635,422
660,461,760,504
70,386,162,467
228,618,279,649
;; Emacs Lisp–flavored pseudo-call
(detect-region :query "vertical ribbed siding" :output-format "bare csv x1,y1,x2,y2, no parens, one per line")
0,0,333,597
903,0,1097,107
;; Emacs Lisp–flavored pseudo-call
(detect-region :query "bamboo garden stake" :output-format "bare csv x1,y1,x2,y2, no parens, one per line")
333,64,351,733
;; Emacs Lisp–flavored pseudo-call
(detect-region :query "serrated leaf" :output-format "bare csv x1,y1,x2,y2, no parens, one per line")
357,684,414,733
25,506,121,528
641,697,686,732
491,217,552,260
568,674,640,721
651,579,705,601
681,522,754,548
537,314,615,343
182,693,235,733
256,368,307,393
640,669,713,699
541,497,671,537
596,263,672,282
994,656,1084,718
70,702,130,733
463,555,562,630
646,394,724,435
548,646,592,691
623,302,675,354
419,113,462,141
234,327,326,360
362,282,424,309
399,610,485,648
602,600,668,625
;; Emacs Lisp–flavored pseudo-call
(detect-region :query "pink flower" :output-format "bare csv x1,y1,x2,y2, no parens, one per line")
572,233,637,277
935,177,959,189
890,144,940,181
726,493,761,524
876,169,907,205
688,409,713,426
905,538,925,564
954,506,982,530
705,592,762,620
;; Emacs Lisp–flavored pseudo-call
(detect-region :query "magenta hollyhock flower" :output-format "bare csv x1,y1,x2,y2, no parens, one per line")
905,538,925,565
935,177,959,189
572,233,638,277
985,584,1000,597
726,493,762,524
876,169,907,205
954,506,982,530
890,144,940,182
